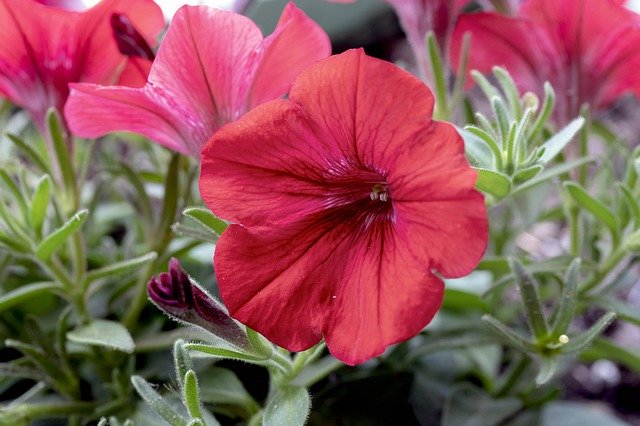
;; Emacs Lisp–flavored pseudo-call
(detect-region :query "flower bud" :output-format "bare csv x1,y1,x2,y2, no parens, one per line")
148,258,250,350
521,92,539,113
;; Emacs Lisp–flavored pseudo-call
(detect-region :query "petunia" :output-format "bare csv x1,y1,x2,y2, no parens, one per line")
0,0,164,132
451,0,640,123
199,49,488,365
64,3,331,157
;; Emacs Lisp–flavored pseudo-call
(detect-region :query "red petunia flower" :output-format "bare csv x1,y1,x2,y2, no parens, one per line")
65,3,331,157
0,0,164,132
451,0,640,123
199,49,488,365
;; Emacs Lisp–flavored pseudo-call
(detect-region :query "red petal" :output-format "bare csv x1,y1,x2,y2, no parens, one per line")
248,2,331,109
200,99,329,227
289,49,435,171
215,220,444,365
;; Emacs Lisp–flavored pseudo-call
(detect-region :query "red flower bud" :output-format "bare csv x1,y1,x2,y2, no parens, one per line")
110,13,156,61
148,258,250,350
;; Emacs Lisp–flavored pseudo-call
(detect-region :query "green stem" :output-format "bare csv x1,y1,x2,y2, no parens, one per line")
578,109,591,186
122,154,181,330
568,206,580,257
6,401,95,423
580,244,628,295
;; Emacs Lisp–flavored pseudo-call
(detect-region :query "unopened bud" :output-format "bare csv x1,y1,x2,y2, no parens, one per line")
148,258,250,350
521,92,539,113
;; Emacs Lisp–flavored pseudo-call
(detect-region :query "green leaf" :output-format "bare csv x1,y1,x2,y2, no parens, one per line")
6,134,51,175
442,384,522,426
0,169,29,221
183,207,228,235
538,118,584,164
618,183,640,229
427,31,448,118
493,67,521,118
35,209,88,260
475,168,511,198
535,357,558,386
30,175,52,234
512,157,594,194
491,96,511,145
263,386,310,426
562,312,616,354
0,282,59,313
528,82,555,141
246,328,274,358
198,367,257,409
459,127,495,169
131,376,187,426
47,109,77,198
442,289,488,312
84,252,157,284
183,371,203,421
564,182,619,240
67,319,135,353
510,259,548,340
184,343,269,363
513,165,543,184
174,340,193,389
482,315,535,353
551,258,581,336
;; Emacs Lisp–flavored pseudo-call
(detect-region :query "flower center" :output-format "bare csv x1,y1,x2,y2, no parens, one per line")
370,183,390,202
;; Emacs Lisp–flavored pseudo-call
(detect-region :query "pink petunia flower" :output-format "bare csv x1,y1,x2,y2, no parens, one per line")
199,49,488,365
0,0,164,132
65,3,331,158
451,0,640,123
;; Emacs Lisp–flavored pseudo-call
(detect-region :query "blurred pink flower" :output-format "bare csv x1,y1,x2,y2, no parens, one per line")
0,0,164,132
452,0,640,123
387,0,469,82
65,3,331,157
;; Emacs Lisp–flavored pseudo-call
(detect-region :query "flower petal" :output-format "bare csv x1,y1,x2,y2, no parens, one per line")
451,12,558,94
215,219,444,365
200,99,330,227
65,83,189,154
289,49,435,170
247,2,331,109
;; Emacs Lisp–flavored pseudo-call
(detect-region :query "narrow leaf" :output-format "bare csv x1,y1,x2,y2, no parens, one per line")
0,282,58,313
482,315,535,353
562,312,616,354
67,319,135,353
131,376,187,426
84,252,157,283
35,209,88,260
183,207,228,235
183,370,203,421
47,109,77,196
538,118,584,164
0,169,29,221
6,134,51,175
618,183,640,229
528,82,555,141
551,258,581,336
511,259,548,340
512,157,594,194
564,182,619,240
185,343,269,363
30,175,52,234
174,339,193,388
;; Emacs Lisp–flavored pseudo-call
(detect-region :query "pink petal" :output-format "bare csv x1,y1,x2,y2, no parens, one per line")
248,2,331,109
65,83,189,155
